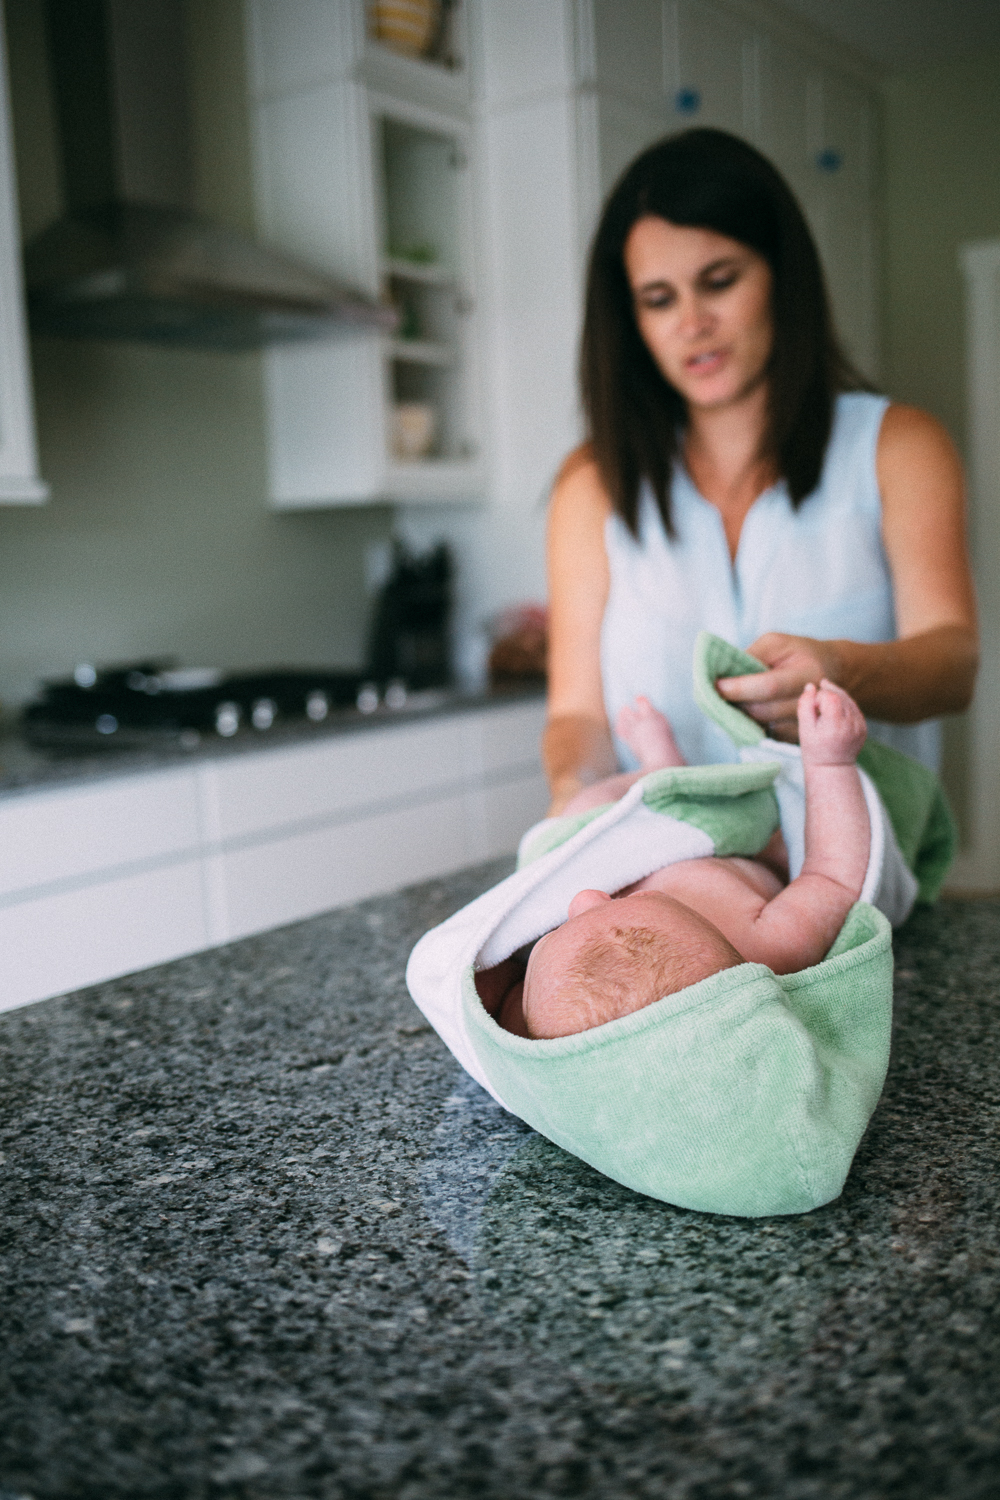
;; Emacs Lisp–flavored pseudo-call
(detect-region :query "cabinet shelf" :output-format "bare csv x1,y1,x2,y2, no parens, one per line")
389,338,454,366
383,256,456,286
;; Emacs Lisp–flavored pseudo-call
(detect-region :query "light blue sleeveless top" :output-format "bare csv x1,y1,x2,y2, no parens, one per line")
601,393,941,771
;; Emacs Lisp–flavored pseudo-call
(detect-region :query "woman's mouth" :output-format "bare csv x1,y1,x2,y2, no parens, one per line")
685,349,726,374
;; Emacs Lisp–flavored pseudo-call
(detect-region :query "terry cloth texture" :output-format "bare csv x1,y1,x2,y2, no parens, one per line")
406,634,953,1216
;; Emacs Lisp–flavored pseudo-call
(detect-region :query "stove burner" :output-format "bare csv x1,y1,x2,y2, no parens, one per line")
21,663,410,750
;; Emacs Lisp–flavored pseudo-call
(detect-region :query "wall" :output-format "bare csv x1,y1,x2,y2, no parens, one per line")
0,0,394,711
880,49,1000,834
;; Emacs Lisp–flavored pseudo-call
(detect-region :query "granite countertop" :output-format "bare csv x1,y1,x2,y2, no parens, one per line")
0,682,545,800
1,865,998,1499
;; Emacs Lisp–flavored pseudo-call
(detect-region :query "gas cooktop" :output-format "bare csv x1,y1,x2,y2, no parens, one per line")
21,663,413,751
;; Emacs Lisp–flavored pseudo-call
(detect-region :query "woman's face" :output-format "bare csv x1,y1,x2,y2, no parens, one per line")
623,217,775,412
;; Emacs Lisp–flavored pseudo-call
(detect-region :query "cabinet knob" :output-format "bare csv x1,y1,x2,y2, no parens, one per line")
675,87,701,116
816,148,844,173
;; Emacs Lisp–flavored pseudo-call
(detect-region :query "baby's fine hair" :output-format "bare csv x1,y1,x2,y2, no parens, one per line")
537,923,707,1035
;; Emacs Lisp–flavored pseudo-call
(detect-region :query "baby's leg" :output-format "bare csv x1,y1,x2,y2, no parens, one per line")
615,697,686,770
561,699,686,817
560,769,645,816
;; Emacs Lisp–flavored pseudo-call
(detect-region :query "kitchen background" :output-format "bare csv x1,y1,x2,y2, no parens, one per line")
1,0,999,823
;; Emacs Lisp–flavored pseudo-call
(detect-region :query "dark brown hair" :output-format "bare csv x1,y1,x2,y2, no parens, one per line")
581,128,870,536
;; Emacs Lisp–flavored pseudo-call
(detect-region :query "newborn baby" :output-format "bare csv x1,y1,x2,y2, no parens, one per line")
482,681,870,1040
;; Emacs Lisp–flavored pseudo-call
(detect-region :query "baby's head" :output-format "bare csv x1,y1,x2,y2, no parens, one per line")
522,889,743,1040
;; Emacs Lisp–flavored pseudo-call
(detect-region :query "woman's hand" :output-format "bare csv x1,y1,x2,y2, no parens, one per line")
715,634,842,741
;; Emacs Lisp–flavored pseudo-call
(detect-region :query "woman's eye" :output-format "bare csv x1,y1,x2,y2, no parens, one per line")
638,290,674,310
704,271,739,292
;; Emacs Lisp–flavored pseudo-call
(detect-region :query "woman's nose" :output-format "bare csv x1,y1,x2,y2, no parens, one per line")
676,296,712,339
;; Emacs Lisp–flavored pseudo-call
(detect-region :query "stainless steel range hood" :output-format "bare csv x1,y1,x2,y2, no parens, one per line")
25,0,396,351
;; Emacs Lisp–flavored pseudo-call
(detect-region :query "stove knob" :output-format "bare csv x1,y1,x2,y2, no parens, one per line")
384,678,407,710
251,697,277,730
356,682,380,714
215,701,241,737
306,690,330,722
95,713,118,734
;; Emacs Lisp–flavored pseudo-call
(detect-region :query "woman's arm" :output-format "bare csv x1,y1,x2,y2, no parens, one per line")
715,405,979,738
543,448,618,814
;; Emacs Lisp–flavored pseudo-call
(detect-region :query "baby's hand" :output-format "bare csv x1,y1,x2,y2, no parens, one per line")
797,680,866,766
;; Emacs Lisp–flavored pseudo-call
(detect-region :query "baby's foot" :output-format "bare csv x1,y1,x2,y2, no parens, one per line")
615,696,686,769
797,680,867,766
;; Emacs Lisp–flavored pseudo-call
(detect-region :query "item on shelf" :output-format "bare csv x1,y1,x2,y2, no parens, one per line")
396,295,421,340
388,242,438,266
370,0,441,58
392,401,437,460
368,541,453,689
487,604,548,684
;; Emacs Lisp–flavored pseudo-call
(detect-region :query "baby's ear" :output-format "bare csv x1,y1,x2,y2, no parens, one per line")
474,955,525,1016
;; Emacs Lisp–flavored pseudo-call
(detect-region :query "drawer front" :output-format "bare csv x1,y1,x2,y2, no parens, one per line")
0,770,202,899
0,861,208,1012
467,771,551,863
469,701,545,778
217,789,473,942
203,717,480,843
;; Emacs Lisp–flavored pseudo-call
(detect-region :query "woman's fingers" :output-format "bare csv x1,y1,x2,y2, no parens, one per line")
715,667,809,708
737,695,802,725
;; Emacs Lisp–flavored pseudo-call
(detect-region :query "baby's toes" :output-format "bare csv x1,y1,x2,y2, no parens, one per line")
615,704,638,740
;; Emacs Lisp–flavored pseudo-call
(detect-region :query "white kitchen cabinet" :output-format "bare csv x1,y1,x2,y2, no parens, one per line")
0,10,46,504
759,36,879,377
948,241,1000,893
247,0,484,506
0,697,548,1012
667,0,758,138
482,0,882,498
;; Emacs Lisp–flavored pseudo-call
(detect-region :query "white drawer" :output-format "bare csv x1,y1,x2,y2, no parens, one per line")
468,701,545,778
0,860,208,1012
216,788,472,942
467,770,550,862
202,716,479,842
0,769,202,900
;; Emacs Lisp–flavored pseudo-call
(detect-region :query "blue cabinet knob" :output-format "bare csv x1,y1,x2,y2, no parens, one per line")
816,148,843,173
675,87,701,115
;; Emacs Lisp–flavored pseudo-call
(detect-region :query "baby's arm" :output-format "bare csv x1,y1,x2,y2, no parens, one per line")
733,681,869,971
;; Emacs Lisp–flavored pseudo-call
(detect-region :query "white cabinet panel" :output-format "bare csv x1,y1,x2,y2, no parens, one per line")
262,339,386,506
246,0,359,98
0,770,201,899
758,36,813,206
0,12,46,504
588,0,665,107
466,702,545,779
205,718,478,842
219,789,471,941
467,772,551,863
0,862,208,1012
814,70,872,197
594,94,670,200
477,0,573,103
668,0,757,140
808,72,878,377
253,81,375,289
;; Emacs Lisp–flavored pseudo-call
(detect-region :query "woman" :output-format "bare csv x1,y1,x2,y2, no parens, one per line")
544,128,978,816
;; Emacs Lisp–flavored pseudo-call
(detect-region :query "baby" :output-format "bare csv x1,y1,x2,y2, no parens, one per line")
479,680,870,1040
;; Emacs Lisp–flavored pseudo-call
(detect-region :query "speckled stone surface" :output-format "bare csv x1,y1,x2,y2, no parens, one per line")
1,872,998,1500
